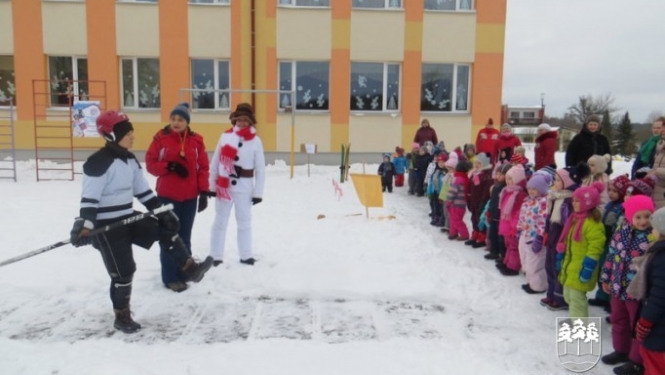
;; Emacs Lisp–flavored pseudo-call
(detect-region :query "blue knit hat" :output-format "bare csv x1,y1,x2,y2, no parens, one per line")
170,103,190,124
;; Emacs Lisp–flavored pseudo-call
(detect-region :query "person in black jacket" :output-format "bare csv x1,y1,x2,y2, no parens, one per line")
378,153,396,193
632,208,665,374
69,110,213,334
565,115,613,174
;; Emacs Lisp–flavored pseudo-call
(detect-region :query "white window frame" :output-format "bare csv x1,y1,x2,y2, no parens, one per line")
120,57,160,109
352,0,402,9
424,0,474,11
47,55,88,107
117,0,158,3
350,62,400,113
277,0,331,7
190,58,231,111
420,63,471,113
279,60,330,112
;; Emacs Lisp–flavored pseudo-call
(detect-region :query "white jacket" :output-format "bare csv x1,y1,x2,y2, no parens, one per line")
209,131,266,198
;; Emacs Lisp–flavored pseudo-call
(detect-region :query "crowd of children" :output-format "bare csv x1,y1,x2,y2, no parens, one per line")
380,141,665,375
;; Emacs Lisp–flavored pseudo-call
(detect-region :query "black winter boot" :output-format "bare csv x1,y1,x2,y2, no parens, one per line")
612,361,644,375
114,307,141,334
182,256,214,282
601,351,629,365
240,257,256,265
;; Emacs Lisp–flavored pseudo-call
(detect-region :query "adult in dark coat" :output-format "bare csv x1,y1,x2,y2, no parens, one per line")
565,115,612,174
631,117,664,179
534,123,558,171
413,118,438,146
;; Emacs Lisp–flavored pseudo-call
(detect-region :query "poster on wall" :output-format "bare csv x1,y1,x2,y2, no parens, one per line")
72,101,102,138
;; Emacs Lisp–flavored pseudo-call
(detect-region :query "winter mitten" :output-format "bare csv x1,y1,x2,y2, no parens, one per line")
70,217,93,247
555,253,565,272
579,256,598,283
636,318,654,341
158,210,180,233
197,193,208,213
167,162,189,178
252,197,263,205
532,235,544,253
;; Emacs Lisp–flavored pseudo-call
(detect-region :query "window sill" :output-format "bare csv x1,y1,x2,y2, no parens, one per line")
191,108,231,113
277,5,332,10
115,1,158,5
42,0,85,3
351,7,404,12
351,111,401,117
120,108,161,113
188,2,231,6
424,9,476,13
420,111,470,116
278,110,330,115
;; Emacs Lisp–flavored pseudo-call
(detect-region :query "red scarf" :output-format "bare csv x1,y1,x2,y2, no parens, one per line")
216,125,256,200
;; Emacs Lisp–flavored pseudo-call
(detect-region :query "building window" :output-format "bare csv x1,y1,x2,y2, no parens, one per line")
352,0,401,9
189,0,229,4
0,56,15,106
190,59,230,110
523,112,536,119
509,111,520,119
424,0,473,11
121,58,160,109
350,62,399,112
420,63,470,112
278,0,330,7
279,61,329,111
48,56,88,106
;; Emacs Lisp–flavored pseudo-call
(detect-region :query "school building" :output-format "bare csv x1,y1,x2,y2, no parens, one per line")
0,0,507,154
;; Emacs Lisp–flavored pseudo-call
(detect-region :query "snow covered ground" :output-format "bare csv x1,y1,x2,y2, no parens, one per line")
0,151,632,375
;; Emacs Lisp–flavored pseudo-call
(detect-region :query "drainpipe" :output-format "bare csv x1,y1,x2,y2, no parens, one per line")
250,0,256,105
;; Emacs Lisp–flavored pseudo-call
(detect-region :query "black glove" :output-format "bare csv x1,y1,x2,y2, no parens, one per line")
252,197,262,205
167,162,189,178
205,191,216,197
198,193,208,213
158,210,180,233
70,217,93,247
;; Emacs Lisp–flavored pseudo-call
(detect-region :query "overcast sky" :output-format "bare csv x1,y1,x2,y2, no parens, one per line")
503,0,665,123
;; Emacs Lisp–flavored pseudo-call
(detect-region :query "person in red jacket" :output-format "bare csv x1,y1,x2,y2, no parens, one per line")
145,103,210,293
413,118,438,146
475,118,500,162
495,123,523,165
534,123,558,171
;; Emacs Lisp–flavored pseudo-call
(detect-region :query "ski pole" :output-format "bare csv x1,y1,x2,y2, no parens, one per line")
0,204,174,268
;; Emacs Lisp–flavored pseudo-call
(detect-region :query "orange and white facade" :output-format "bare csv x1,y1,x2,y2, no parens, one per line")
0,0,507,152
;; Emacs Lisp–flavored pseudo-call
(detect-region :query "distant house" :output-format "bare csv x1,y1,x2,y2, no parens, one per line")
500,104,575,151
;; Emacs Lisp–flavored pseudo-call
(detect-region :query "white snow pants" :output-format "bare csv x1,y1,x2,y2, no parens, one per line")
518,235,547,292
209,182,254,261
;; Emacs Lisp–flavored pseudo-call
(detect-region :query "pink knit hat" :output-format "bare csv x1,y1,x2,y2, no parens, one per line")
505,164,526,185
445,152,458,168
556,168,575,189
623,195,655,226
411,142,420,150
572,182,605,212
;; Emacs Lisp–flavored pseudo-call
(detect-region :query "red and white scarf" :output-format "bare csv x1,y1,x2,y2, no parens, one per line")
216,125,256,200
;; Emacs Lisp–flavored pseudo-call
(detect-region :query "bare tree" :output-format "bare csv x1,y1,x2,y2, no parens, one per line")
566,93,620,125
646,110,664,124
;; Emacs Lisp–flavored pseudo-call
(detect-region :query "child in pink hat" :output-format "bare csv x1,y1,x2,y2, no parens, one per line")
497,164,528,276
599,195,654,373
556,182,607,318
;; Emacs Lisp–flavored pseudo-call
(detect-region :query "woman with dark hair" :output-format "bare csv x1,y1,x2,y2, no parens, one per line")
565,115,612,173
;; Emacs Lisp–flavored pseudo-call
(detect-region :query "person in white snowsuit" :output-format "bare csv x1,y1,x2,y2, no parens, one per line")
209,103,266,266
